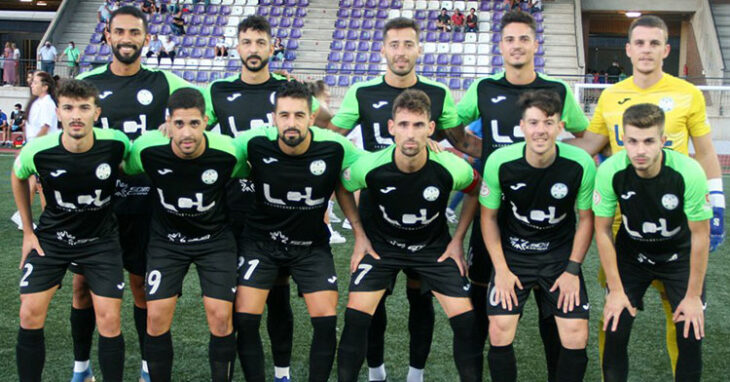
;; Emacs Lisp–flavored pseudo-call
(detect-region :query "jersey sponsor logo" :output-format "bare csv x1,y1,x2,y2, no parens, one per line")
658,97,674,112
380,186,397,194
310,160,327,176
622,215,680,239
101,114,148,135
480,181,490,197
490,119,524,144
617,97,631,105
592,190,601,205
422,186,440,201
55,189,111,210
620,191,636,200
262,157,278,164
509,236,550,251
490,95,507,103
96,163,112,180
379,205,439,228
136,89,154,106
550,183,568,199
264,183,325,207
269,230,313,245
158,168,173,175
510,183,527,191
55,230,99,246
50,169,67,177
511,201,566,225
115,179,150,197
661,193,679,210
157,188,215,213
372,100,388,109
99,91,113,99
201,169,218,184
227,93,242,102
166,232,211,243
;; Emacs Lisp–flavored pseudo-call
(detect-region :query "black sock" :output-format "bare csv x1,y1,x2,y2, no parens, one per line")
337,308,373,382
145,331,173,382
555,346,587,382
209,332,236,382
407,287,434,369
310,316,337,382
266,284,293,368
449,311,483,382
17,327,45,382
234,312,265,382
537,314,560,382
602,310,634,382
487,343,517,382
133,306,147,360
470,284,489,350
675,321,703,382
70,307,95,362
98,334,125,382
366,297,387,367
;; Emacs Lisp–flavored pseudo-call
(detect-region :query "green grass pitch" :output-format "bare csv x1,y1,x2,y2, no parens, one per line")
0,153,728,381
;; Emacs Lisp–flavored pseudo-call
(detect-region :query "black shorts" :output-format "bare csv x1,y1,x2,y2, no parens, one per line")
467,216,492,284
349,251,471,298
145,231,237,302
237,239,337,294
20,238,124,299
616,251,704,311
118,213,151,275
486,248,590,319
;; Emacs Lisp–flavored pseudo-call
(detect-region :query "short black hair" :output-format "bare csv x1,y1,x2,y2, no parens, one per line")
623,103,665,135
628,15,669,43
500,10,537,35
109,6,149,33
238,15,272,39
14,103,21,108
392,89,431,120
168,87,206,116
383,17,420,41
275,81,312,112
517,90,563,119
56,79,101,107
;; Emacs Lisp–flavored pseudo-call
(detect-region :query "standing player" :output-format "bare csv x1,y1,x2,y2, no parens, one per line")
233,81,364,382
569,15,724,375
593,104,711,381
74,6,192,381
480,91,595,382
457,11,589,378
13,79,129,382
336,89,483,382
124,88,244,381
327,17,480,381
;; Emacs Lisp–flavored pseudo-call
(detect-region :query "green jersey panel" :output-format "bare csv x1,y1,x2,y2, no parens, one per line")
479,142,524,208
14,132,62,179
430,150,476,190
669,151,712,221
124,131,170,175
342,146,394,192
556,142,596,210
330,77,378,130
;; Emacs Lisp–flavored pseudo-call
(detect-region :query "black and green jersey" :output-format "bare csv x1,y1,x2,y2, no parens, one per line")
331,75,460,151
480,142,595,257
13,129,130,246
124,131,246,244
457,72,588,161
593,149,712,261
343,146,479,254
234,126,361,246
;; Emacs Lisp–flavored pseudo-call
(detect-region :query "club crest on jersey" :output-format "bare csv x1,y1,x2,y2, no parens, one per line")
423,186,440,201
310,160,326,176
550,183,568,199
593,190,601,205
137,89,154,105
480,181,490,197
661,193,679,210
658,97,674,112
343,168,352,181
201,169,218,184
95,163,112,180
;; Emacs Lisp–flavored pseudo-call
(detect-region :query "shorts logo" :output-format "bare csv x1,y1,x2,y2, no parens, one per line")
658,97,674,112
488,284,500,306
582,303,590,310
593,190,601,205
117,282,125,290
668,253,678,262
310,160,326,176
95,163,111,180
550,183,568,199
201,169,218,184
327,276,337,284
463,283,471,292
423,186,440,201
661,193,679,210
137,89,154,106
480,181,490,197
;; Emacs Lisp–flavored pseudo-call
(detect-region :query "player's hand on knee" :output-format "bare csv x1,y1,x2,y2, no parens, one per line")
602,290,636,332
494,269,522,311
350,234,379,273
20,232,44,269
709,206,724,252
437,239,466,276
673,296,705,340
550,272,580,313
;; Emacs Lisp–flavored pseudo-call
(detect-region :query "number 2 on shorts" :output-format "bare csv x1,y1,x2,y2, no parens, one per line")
19,263,33,287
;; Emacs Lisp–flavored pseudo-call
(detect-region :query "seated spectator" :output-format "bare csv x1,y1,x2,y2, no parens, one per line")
97,0,112,23
465,8,478,32
170,9,186,36
451,9,465,32
160,35,177,64
272,37,285,61
0,108,7,145
528,0,543,13
146,34,163,62
436,8,452,32
111,0,121,12
193,0,211,6
141,0,158,16
215,37,228,60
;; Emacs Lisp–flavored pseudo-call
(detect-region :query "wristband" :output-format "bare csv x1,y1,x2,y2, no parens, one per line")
565,260,581,275
708,178,725,209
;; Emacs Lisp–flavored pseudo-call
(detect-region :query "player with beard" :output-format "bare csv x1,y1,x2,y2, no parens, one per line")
326,17,481,382
75,6,192,382
202,16,328,381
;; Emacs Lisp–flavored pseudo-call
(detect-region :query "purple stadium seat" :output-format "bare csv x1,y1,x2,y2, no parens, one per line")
353,0,364,7
269,18,279,27
365,0,376,7
343,52,354,63
364,9,375,18
193,4,205,13
280,18,292,28
271,7,282,17
535,56,545,67
428,10,439,20
296,8,307,17
326,63,338,73
203,15,216,26
286,0,297,6
368,64,379,75
283,62,294,73
94,55,109,62
212,26,224,36
90,33,102,44
287,40,299,50
349,19,361,29
195,37,207,47
449,78,460,90
215,16,226,26
182,36,194,47
324,75,336,86
291,28,302,38
278,29,289,38
492,56,504,66
492,33,501,43
188,25,200,35
492,23,501,32
493,3,503,11
390,0,401,8
376,9,388,19
360,30,371,40
415,10,426,20
331,40,343,50
283,7,294,17
356,52,368,63
450,66,461,77
93,23,105,33
328,51,341,62
207,5,219,15
492,44,500,55
340,63,353,74
257,7,269,16
335,19,347,29
352,8,362,18
436,78,448,86
362,19,374,30
420,66,434,76
453,32,465,43
338,9,348,18
177,48,188,58
274,0,284,5
427,21,437,31
423,54,435,64
298,0,309,6
373,29,384,39
355,63,366,74
333,30,345,40
378,0,388,8
261,0,272,4
84,45,98,56
202,26,214,36
426,32,437,42
536,45,544,56
161,24,172,35
416,57,422,64
436,67,448,77
227,59,241,71
534,12,544,22
493,11,503,23
338,76,349,86
196,71,209,83
173,70,184,79
210,71,221,81
463,78,473,90
191,15,203,26
204,48,216,58
345,41,357,51
183,71,195,82
451,55,463,65
347,30,359,40
191,48,203,58
221,5,231,15
480,1,492,11
536,67,545,74
369,52,380,62
149,24,160,35
439,32,451,42
352,75,363,84
536,23,544,33
437,54,449,65
371,41,382,51
270,60,281,71
339,0,352,6
285,51,296,61
207,38,218,48
537,34,544,44
358,41,369,51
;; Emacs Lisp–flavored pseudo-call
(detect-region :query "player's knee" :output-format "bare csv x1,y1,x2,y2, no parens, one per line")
488,316,516,346
559,320,588,349
94,308,121,336
71,275,92,308
146,308,172,335
19,302,46,329
207,308,233,336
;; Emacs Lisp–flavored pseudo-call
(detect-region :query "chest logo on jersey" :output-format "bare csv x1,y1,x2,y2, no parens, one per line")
55,190,110,210
201,169,219,184
510,183,526,191
310,160,327,176
50,169,67,178
550,183,568,199
380,186,396,194
96,163,112,180
423,186,440,201
158,168,173,175
621,191,636,200
263,157,278,164
511,201,566,225
227,93,242,102
491,95,507,104
99,91,113,100
617,97,631,105
623,215,680,239
372,101,389,109
658,97,674,112
137,89,154,106
661,194,679,210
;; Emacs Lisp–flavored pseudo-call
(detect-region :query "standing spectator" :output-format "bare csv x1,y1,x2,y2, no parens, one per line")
606,60,622,84
465,8,479,32
170,8,186,36
7,103,24,146
141,0,158,16
436,8,452,32
160,35,177,64
60,41,81,78
146,34,163,62
3,42,16,85
214,37,228,60
38,41,58,75
451,9,465,32
0,46,4,84
98,0,112,23
272,37,285,61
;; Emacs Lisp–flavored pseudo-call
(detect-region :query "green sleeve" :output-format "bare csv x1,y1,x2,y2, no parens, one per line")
96,128,132,159
341,155,369,192
232,127,274,178
162,70,195,94
592,154,623,217
457,78,481,126
559,143,596,210
560,81,589,133
330,85,361,130
678,154,713,221
124,131,168,175
203,83,218,127
433,150,476,191
206,132,247,178
438,87,461,129
311,95,320,115
13,133,59,179
479,150,503,209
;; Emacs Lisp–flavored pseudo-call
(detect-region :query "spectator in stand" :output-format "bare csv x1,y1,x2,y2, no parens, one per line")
0,108,7,145
528,0,543,13
3,42,16,86
38,41,58,76
170,8,186,36
451,9,465,32
606,60,622,84
193,0,211,6
465,8,478,32
97,0,112,23
141,0,158,16
160,35,177,64
436,8,452,32
168,0,182,15
6,103,24,146
214,37,228,60
60,41,81,78
111,0,121,12
273,37,285,61
146,34,163,62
